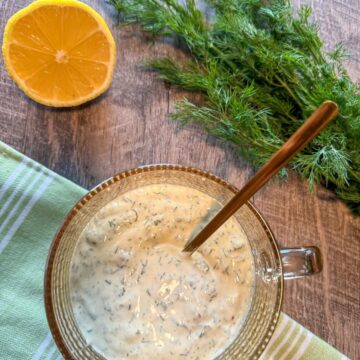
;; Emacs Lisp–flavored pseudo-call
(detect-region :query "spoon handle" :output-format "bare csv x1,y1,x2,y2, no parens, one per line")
183,101,339,254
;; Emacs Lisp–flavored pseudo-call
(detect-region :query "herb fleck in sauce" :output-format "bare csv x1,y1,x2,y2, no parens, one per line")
70,184,254,360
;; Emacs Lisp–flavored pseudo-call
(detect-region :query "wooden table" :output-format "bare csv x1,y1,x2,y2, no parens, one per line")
1,0,359,358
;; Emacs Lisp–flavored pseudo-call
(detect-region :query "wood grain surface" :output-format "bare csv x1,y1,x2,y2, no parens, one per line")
0,0,359,359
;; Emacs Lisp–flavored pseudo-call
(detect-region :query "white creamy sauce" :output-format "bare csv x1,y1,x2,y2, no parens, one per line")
70,184,254,360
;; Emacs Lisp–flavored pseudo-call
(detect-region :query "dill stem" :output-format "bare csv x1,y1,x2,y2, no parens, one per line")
208,43,238,73
274,74,303,110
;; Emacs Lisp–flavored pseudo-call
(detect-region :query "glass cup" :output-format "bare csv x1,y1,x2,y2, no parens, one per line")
44,165,322,359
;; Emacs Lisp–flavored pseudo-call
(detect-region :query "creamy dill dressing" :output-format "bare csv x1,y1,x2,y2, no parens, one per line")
70,184,254,360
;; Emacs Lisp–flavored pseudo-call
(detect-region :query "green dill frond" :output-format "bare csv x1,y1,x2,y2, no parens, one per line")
109,0,360,213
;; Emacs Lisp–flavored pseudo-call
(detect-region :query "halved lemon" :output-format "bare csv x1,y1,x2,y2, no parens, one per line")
2,0,116,107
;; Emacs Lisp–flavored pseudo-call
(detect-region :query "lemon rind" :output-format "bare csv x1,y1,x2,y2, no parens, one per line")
2,0,117,107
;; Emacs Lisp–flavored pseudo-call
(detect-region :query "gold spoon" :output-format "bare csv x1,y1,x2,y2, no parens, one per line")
183,101,339,254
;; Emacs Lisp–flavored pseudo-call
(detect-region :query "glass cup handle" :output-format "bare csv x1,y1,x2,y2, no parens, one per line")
280,246,322,279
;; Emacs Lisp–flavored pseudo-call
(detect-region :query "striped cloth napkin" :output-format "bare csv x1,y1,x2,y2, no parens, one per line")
0,141,349,360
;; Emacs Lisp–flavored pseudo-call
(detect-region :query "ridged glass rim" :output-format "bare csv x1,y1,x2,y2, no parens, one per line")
44,164,284,359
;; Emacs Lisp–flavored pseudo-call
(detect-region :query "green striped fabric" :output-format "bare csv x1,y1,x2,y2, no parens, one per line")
0,141,349,360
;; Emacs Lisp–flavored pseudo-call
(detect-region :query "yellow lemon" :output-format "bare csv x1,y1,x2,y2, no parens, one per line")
2,0,116,107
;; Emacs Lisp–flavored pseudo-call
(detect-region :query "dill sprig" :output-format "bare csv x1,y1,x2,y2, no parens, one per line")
108,0,360,214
